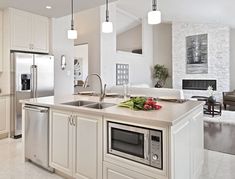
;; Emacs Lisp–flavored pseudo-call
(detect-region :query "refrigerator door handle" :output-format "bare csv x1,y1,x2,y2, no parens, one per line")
30,65,35,97
34,65,38,98
31,65,37,98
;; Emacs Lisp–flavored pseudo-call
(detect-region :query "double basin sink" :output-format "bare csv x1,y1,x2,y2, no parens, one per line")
62,100,116,109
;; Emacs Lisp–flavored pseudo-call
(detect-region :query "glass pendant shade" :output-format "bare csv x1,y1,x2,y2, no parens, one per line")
67,29,77,39
148,10,161,24
102,21,113,33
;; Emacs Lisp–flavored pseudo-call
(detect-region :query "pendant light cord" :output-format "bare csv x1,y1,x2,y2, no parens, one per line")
106,0,109,22
152,0,157,11
71,0,74,30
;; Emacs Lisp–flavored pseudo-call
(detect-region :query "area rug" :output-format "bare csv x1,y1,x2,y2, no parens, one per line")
204,110,235,155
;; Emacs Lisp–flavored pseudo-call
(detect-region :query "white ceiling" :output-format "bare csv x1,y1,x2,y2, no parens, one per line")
117,0,235,28
0,0,116,18
0,0,234,27
116,8,141,35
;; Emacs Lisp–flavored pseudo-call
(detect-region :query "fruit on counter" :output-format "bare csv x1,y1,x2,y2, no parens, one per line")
118,97,162,111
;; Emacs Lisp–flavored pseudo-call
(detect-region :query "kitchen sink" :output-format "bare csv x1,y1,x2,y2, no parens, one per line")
84,102,116,109
62,100,95,107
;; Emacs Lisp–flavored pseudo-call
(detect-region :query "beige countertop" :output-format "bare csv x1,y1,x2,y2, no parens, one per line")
20,95,204,127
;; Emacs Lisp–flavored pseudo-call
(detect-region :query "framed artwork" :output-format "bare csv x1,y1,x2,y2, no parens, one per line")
116,64,129,85
186,34,208,74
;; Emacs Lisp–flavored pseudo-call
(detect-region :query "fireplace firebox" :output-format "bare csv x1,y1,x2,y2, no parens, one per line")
182,80,217,91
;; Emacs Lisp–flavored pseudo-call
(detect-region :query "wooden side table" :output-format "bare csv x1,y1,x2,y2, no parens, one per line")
204,102,222,117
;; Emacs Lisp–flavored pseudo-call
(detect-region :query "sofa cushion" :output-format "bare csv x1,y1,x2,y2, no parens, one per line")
224,94,235,101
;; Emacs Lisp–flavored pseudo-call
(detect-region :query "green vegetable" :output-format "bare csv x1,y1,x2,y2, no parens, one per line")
119,97,147,110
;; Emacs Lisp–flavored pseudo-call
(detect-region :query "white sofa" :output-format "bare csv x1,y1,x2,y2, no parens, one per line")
108,86,184,99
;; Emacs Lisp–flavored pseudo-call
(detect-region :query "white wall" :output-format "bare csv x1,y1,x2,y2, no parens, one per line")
230,29,235,90
117,24,142,52
52,15,74,96
100,3,154,88
74,7,100,76
74,7,101,92
74,44,88,81
153,23,172,88
172,22,230,99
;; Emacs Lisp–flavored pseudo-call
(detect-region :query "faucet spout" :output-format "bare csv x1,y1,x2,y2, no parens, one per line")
83,74,106,103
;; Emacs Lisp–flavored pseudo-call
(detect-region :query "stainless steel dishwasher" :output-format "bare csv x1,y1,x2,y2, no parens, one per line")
24,105,54,172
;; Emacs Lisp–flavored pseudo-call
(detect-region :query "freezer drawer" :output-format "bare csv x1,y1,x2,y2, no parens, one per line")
24,105,54,172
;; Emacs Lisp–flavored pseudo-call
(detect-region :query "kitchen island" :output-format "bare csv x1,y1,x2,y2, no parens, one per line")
20,95,204,179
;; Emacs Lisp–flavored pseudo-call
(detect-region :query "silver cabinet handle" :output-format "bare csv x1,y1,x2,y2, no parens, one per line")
73,115,77,126
68,115,72,125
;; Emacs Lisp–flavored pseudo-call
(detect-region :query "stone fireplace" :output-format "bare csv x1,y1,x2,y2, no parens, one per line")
172,22,230,100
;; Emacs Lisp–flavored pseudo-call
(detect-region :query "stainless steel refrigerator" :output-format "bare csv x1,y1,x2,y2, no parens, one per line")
10,52,54,138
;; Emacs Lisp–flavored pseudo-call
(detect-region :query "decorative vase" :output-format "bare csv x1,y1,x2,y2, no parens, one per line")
208,95,216,104
155,81,164,88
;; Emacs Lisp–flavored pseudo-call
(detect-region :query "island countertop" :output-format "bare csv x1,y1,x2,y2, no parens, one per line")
20,95,204,127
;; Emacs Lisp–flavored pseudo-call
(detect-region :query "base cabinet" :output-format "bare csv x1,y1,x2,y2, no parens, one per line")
103,162,155,179
171,107,204,179
0,96,10,137
74,117,100,179
50,111,73,176
49,110,102,179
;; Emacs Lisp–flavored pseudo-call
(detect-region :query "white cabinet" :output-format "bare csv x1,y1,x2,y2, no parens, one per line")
49,110,102,179
103,162,155,179
0,11,3,72
171,107,204,179
31,14,49,53
0,96,10,138
171,121,190,179
9,8,49,53
49,110,73,176
74,116,100,179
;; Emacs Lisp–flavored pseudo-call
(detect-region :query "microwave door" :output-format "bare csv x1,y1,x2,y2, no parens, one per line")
108,123,150,165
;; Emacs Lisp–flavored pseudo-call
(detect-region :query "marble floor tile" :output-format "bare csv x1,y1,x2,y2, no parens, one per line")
0,138,62,179
1,138,235,179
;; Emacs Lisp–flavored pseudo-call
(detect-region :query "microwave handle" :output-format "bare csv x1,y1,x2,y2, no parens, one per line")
144,133,149,160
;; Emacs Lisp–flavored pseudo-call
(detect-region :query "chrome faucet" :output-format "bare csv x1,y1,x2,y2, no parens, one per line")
83,74,106,103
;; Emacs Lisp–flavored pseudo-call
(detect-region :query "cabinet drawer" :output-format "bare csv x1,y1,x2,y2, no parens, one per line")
103,162,155,179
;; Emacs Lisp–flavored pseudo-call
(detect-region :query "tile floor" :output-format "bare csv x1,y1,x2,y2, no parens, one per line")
0,138,62,179
1,138,235,179
199,149,235,179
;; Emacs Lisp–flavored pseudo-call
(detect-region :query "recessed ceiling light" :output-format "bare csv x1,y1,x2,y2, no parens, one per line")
46,6,52,9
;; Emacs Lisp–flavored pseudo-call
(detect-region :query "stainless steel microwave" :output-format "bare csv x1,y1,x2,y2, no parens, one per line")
108,122,163,170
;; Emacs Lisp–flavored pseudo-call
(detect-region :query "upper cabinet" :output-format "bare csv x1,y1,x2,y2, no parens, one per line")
9,8,49,53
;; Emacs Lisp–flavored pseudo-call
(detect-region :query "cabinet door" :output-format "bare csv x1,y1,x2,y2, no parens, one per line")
191,112,204,178
0,97,7,133
103,162,154,179
49,110,73,176
171,121,190,179
11,9,31,51
31,14,49,53
74,115,102,179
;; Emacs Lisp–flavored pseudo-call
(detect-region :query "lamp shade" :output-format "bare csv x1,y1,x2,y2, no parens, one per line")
67,29,77,39
102,21,113,33
148,10,161,25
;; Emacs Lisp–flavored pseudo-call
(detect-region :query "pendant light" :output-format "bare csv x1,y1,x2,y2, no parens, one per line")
102,0,113,33
68,0,77,39
148,0,161,25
